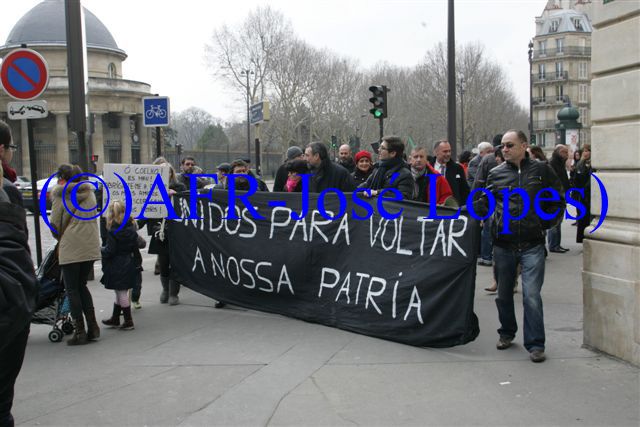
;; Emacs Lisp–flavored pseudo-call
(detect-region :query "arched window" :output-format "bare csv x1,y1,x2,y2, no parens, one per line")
108,63,117,79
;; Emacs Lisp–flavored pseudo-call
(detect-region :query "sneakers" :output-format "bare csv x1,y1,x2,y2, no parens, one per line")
530,350,546,363
214,301,226,309
477,259,493,267
496,336,513,350
132,301,142,310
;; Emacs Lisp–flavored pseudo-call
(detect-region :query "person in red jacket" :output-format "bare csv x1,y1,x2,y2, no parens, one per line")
409,146,456,206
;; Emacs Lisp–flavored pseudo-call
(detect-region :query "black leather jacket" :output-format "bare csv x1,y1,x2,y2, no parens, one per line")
473,154,565,250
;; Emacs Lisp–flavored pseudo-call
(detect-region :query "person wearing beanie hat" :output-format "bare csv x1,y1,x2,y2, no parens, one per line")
286,146,304,161
351,150,373,185
274,146,304,192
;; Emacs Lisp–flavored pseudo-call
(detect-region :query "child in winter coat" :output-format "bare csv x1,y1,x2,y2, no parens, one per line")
100,201,139,330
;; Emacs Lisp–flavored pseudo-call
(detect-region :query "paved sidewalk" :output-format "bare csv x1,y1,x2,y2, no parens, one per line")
14,221,639,426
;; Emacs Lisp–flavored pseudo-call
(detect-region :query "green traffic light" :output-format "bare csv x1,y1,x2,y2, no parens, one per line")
374,109,383,118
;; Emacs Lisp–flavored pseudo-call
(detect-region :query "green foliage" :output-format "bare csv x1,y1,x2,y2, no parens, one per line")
197,123,230,150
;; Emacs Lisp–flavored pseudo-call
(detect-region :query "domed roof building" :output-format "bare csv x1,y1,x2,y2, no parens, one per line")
0,0,154,176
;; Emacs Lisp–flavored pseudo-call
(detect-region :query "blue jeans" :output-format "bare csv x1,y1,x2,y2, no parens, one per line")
547,218,563,249
494,244,546,352
480,218,493,261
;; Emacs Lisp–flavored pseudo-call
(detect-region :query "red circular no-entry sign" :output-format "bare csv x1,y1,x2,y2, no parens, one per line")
0,48,49,101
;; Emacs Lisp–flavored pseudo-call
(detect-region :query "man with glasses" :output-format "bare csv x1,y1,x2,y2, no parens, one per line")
0,121,23,207
473,130,564,363
360,136,414,200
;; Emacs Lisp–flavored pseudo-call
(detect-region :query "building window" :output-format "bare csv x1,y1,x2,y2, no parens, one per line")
539,63,546,79
555,62,563,78
556,38,564,53
539,40,547,55
578,62,588,79
579,84,588,103
556,85,564,102
108,63,117,79
550,20,559,33
572,18,584,31
579,107,589,126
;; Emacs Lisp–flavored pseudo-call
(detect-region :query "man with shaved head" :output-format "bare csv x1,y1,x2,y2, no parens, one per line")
337,144,355,173
473,130,565,363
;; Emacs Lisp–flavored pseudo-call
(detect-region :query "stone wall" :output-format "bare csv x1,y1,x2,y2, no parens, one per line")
584,0,640,365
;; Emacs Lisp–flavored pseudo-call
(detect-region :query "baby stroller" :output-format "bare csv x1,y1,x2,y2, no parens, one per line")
32,245,74,342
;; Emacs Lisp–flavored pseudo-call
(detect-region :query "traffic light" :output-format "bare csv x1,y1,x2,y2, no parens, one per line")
530,134,537,146
331,135,338,148
368,85,388,119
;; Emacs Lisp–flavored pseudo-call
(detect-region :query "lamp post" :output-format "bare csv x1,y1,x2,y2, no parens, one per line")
241,69,253,160
457,77,465,150
528,40,534,145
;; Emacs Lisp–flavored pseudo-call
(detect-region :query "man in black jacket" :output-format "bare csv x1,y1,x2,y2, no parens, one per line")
0,188,37,426
360,136,414,201
430,140,470,206
474,130,565,363
547,144,570,253
304,142,355,193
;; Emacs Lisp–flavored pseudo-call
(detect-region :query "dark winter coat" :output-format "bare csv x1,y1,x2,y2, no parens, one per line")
550,154,571,192
309,160,356,193
137,179,186,256
430,159,470,206
0,201,37,352
351,168,373,186
273,163,289,192
338,158,356,174
473,154,565,251
360,160,415,201
100,220,139,291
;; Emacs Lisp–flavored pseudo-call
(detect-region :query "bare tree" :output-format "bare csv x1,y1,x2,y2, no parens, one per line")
171,107,215,149
205,6,293,108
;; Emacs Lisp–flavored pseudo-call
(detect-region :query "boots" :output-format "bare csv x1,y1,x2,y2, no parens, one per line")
102,304,122,328
168,280,180,306
85,309,101,341
120,306,134,330
154,258,161,275
67,316,88,346
160,276,169,304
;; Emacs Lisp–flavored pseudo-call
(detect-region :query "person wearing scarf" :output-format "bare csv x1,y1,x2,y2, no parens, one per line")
359,136,414,201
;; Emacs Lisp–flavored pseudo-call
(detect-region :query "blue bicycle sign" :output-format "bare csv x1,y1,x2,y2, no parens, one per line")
143,96,170,127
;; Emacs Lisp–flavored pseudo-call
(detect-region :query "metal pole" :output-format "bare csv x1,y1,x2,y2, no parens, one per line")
528,41,535,144
459,77,465,151
245,70,251,160
447,0,457,160
379,118,384,142
155,127,162,158
27,119,42,265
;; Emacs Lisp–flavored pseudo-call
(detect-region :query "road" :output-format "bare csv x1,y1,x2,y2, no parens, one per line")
16,212,639,426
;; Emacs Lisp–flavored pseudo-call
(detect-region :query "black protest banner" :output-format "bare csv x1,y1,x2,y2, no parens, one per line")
169,191,480,347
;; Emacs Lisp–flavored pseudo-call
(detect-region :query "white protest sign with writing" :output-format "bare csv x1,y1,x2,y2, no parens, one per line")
103,163,170,218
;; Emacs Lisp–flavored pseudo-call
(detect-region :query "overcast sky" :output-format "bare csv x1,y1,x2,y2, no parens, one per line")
1,0,548,122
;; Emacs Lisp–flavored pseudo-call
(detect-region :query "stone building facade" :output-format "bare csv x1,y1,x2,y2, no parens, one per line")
0,0,154,177
531,0,592,149
584,0,639,366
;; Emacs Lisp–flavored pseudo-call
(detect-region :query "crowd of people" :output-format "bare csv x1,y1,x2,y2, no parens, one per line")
0,117,595,423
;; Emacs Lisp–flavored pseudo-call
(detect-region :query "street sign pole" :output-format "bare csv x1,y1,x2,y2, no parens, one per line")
27,119,42,265
156,127,162,159
254,124,261,177
1,45,51,266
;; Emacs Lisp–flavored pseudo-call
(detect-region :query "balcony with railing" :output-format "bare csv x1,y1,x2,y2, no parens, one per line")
533,71,569,84
534,46,591,59
533,120,557,130
532,96,568,106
